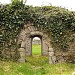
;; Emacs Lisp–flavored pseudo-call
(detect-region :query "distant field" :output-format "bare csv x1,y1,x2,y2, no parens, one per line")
32,44,41,55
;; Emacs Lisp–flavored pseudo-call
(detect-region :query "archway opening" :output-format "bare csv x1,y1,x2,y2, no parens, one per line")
32,36,42,56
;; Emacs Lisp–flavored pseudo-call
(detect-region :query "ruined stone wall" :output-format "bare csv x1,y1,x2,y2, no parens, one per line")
17,23,75,63
18,23,51,56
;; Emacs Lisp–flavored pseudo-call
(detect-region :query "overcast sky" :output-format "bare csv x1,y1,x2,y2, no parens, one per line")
0,0,75,11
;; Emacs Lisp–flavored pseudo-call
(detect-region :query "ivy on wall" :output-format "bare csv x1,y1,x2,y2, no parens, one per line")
0,0,75,59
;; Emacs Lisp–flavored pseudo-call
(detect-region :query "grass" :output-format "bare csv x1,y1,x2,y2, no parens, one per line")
0,44,75,75
32,44,41,55
0,58,75,75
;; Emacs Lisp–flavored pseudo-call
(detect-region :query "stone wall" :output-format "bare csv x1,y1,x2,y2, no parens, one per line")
18,22,51,56
16,22,75,63
17,22,53,63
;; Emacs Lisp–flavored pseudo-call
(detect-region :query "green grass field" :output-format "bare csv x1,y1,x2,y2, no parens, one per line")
0,45,75,75
32,44,41,55
0,58,75,75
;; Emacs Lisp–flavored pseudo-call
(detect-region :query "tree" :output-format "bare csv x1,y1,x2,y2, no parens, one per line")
11,0,27,4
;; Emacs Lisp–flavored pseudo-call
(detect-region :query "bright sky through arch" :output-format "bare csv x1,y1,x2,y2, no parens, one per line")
0,0,75,11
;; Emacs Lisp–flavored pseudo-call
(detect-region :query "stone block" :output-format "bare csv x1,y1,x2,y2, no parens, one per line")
49,51,54,56
49,57,53,64
49,48,54,52
18,58,25,63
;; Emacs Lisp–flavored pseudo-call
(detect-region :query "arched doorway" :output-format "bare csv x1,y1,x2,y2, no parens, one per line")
18,23,54,62
32,36,42,56
18,24,51,56
18,23,53,63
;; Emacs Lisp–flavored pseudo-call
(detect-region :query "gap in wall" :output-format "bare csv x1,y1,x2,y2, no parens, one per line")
32,37,41,56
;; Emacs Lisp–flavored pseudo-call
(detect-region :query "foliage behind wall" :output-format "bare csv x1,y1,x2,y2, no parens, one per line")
0,0,75,60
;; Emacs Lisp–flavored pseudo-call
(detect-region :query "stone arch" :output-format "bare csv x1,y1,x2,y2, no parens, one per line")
18,22,55,63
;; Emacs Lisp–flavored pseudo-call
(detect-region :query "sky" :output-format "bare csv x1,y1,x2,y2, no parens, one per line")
0,0,75,11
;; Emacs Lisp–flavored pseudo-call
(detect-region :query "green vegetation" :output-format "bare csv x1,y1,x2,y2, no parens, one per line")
0,0,75,61
32,44,41,55
0,1,75,75
0,57,75,75
0,42,75,75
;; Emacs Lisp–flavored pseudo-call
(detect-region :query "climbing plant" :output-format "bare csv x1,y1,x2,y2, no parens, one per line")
0,0,75,60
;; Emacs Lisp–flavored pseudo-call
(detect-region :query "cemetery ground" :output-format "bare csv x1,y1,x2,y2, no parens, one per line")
0,44,75,75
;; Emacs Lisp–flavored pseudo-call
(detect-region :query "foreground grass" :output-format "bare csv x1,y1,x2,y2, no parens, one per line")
0,45,75,75
0,56,75,75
